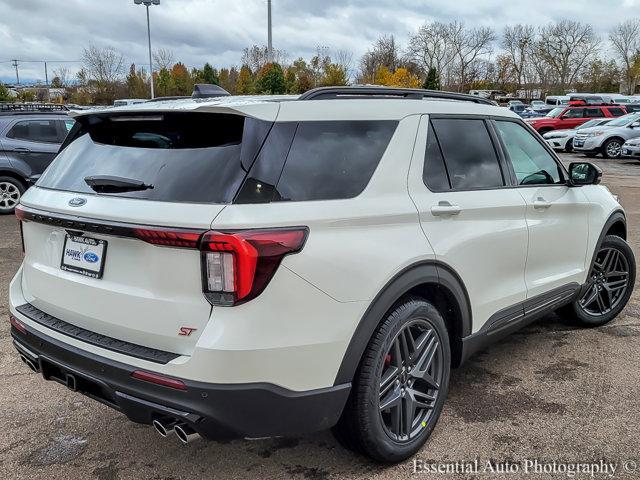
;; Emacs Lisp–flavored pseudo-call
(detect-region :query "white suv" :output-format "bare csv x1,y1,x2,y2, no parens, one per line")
9,87,636,463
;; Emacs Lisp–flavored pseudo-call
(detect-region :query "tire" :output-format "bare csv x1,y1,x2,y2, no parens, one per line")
332,298,451,463
558,235,636,327
603,138,623,159
0,176,25,215
564,138,574,153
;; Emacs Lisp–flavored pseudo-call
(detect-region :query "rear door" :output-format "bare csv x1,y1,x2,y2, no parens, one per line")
18,110,274,356
558,108,585,129
408,116,529,333
493,119,590,298
2,117,64,175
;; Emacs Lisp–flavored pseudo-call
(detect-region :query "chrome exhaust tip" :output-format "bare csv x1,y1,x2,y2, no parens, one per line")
175,424,200,444
153,418,178,437
19,354,38,372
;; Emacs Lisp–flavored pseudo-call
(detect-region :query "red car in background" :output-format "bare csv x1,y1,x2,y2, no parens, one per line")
525,104,627,134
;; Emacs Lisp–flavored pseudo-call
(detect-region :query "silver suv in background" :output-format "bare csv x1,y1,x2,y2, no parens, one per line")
543,118,613,153
573,113,640,158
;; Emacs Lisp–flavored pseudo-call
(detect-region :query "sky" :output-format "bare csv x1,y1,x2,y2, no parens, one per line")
2,0,640,84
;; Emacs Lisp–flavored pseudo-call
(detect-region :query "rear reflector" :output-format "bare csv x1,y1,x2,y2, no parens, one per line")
131,370,188,391
201,228,308,306
9,315,28,335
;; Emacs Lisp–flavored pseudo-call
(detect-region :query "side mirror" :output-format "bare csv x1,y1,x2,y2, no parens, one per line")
569,162,602,186
629,121,640,128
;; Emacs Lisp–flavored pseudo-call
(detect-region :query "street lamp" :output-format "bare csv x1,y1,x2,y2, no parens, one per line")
134,0,160,99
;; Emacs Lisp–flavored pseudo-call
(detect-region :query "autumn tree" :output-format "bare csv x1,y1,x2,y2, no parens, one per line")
171,62,192,95
359,35,401,83
236,65,254,95
126,64,149,98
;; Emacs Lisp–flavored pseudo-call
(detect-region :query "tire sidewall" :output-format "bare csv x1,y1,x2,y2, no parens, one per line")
360,301,451,462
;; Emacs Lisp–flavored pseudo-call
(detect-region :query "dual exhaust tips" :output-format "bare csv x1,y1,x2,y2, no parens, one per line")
152,418,200,444
19,354,38,373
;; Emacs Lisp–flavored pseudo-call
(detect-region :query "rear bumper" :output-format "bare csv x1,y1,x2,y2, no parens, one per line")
10,323,350,440
622,145,640,157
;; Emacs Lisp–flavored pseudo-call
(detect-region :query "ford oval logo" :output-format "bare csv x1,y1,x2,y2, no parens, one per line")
83,252,99,263
69,197,87,207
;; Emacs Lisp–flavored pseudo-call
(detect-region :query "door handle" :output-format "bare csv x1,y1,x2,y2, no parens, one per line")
13,147,31,152
431,201,462,217
533,197,552,210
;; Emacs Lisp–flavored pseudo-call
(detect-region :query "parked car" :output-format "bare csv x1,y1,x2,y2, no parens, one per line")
573,112,640,158
545,95,571,106
622,103,640,113
543,118,613,152
0,104,74,214
9,87,635,463
508,103,528,115
530,100,546,109
621,137,640,160
525,104,627,134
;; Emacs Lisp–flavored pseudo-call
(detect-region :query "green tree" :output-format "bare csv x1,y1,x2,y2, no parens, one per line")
126,64,149,98
156,68,173,97
0,82,12,101
256,63,286,94
321,63,348,87
202,62,220,85
423,67,440,90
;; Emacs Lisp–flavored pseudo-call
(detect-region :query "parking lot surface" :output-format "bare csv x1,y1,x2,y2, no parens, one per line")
1,153,639,480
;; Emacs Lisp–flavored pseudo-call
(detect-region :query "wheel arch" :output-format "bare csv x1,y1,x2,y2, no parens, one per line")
589,210,627,272
333,261,472,386
0,169,28,189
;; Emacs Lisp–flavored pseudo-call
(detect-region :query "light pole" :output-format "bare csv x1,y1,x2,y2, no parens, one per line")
134,0,160,99
267,0,273,62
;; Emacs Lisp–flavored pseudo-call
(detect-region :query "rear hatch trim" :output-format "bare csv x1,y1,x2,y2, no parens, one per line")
18,205,207,242
15,303,180,364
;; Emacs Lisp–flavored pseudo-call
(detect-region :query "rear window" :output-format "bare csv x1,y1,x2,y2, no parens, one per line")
37,113,270,204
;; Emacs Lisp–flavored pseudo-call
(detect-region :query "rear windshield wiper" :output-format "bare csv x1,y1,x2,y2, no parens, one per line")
84,175,154,193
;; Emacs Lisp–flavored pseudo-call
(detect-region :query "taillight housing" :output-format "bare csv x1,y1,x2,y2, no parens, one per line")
200,228,308,306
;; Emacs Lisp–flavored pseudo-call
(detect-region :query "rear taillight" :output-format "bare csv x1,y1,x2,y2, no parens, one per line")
200,228,308,306
133,228,202,248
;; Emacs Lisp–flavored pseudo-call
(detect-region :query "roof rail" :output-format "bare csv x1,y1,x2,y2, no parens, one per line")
0,102,69,112
298,86,495,105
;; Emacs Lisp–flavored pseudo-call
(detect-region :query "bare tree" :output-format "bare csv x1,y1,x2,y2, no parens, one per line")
609,20,640,94
153,48,175,71
242,45,288,72
535,20,600,92
334,49,354,82
405,21,454,78
81,45,125,85
502,24,536,90
447,22,496,92
52,66,70,87
359,35,401,83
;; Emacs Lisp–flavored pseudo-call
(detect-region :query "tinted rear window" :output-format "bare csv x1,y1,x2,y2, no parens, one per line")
236,120,398,203
37,113,270,204
273,121,397,201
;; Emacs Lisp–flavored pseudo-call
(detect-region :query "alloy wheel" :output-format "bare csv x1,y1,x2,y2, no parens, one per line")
606,141,622,158
378,319,444,443
0,182,21,212
579,247,630,316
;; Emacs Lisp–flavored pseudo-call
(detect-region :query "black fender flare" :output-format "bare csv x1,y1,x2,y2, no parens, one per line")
582,210,626,294
333,261,472,385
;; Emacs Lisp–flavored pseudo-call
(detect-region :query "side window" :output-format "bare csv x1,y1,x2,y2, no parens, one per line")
7,120,60,143
423,121,450,191
496,121,563,186
273,121,397,202
608,107,625,117
585,108,604,118
430,118,504,190
562,108,584,118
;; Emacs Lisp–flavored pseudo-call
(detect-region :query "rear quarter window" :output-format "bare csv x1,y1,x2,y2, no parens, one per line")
273,121,397,202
